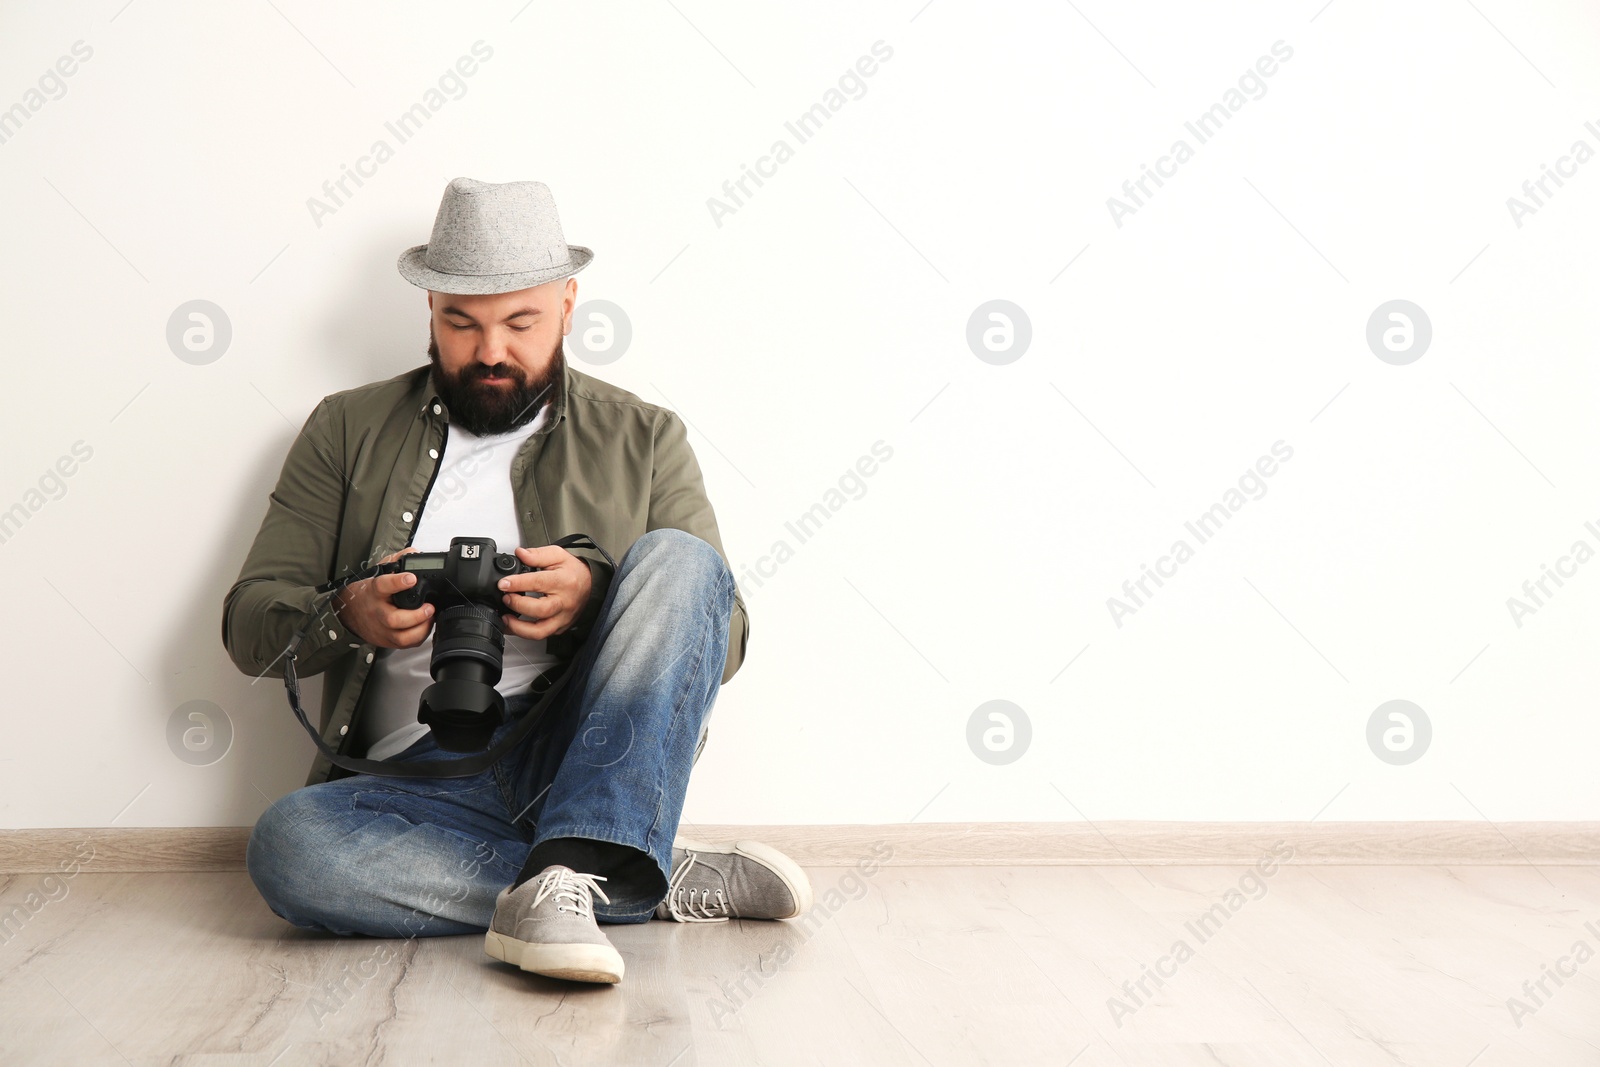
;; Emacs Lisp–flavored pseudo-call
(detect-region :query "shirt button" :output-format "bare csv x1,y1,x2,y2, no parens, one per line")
432,403,442,415
366,652,374,664
403,511,414,523
327,629,337,640
339,725,348,736
429,448,439,459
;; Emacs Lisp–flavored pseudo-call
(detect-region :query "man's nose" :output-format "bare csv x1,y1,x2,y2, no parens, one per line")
478,333,512,364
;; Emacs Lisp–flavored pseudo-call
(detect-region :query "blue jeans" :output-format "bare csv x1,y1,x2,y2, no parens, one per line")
246,528,735,935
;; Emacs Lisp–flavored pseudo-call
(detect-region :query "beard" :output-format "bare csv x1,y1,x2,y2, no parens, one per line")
426,326,565,437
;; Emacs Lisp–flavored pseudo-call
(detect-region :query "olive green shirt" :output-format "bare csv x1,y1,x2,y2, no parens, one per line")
221,359,749,787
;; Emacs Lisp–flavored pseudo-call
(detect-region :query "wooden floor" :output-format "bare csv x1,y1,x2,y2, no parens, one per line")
1,863,1596,1065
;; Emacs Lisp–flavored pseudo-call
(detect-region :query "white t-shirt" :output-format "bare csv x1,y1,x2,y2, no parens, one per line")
357,405,561,761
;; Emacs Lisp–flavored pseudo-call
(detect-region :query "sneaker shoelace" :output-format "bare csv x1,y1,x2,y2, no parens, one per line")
531,867,611,920
661,852,731,922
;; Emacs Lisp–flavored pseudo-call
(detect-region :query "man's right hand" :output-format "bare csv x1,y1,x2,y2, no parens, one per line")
333,547,436,649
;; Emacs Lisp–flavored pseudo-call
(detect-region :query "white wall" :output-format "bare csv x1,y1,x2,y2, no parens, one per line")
2,1,1595,829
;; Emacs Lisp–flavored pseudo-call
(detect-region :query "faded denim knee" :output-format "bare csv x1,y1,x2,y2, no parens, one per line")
621,528,732,594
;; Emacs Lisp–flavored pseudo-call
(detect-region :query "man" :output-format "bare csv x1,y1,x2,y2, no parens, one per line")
228,176,810,985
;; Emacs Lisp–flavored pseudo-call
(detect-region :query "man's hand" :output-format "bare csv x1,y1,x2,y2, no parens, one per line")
498,545,593,641
332,547,437,649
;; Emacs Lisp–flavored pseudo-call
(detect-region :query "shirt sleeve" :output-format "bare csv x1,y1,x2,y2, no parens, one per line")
644,409,750,684
221,397,358,680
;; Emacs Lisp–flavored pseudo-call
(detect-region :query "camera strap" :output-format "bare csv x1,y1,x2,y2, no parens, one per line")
278,533,615,779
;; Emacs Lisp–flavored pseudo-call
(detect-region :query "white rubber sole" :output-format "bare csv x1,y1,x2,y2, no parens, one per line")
674,837,815,919
483,929,625,984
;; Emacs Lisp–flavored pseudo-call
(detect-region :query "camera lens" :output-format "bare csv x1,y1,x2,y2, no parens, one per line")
417,603,508,751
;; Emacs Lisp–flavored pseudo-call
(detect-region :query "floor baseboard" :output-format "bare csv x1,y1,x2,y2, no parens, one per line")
1,821,1596,873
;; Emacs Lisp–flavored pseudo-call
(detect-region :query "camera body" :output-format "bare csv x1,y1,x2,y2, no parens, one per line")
390,536,542,613
390,536,545,751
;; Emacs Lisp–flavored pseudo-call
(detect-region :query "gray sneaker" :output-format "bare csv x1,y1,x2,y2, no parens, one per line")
655,838,814,922
484,865,625,984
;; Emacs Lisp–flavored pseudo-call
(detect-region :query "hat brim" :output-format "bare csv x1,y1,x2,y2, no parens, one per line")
396,244,593,295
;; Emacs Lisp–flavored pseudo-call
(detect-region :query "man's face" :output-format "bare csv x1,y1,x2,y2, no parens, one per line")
426,278,575,437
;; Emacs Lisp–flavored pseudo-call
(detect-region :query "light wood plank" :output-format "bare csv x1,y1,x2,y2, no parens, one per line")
4,866,1600,1064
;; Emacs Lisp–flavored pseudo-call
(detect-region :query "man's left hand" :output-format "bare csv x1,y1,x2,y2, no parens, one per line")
497,545,593,641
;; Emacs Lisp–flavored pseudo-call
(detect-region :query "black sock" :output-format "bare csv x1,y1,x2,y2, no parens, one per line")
514,836,659,896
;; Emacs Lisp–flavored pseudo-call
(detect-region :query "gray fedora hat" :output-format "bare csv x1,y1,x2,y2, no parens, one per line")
397,176,593,295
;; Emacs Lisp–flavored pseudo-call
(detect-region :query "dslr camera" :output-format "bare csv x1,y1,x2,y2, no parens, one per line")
389,536,545,751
